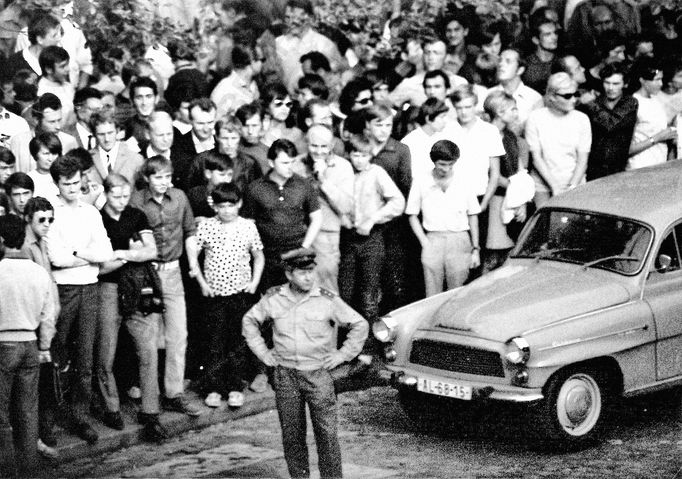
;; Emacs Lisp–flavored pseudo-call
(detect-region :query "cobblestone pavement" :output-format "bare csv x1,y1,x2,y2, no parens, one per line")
53,386,682,478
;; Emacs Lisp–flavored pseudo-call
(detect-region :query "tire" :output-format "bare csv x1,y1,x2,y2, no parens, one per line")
537,368,610,448
398,388,476,430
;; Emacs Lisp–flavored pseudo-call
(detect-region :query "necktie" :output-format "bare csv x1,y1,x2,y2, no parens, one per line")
107,154,112,173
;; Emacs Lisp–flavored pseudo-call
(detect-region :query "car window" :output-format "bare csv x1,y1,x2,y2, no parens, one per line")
654,230,682,273
511,209,652,275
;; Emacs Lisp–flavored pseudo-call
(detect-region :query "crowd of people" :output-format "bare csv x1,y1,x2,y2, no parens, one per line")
2,0,682,476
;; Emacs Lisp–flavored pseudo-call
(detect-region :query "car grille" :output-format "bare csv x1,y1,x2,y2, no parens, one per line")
409,339,505,378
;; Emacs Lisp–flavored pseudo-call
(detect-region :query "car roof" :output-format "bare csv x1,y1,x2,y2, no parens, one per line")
545,161,682,232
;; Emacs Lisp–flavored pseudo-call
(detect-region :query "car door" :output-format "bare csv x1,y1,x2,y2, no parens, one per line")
642,226,682,380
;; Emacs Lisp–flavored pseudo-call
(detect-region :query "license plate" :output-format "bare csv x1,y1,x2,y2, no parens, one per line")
417,378,472,400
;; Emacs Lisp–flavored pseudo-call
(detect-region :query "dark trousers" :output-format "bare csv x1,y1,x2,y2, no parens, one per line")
273,367,342,479
0,340,39,477
197,292,257,394
338,228,384,325
54,283,98,425
261,254,287,292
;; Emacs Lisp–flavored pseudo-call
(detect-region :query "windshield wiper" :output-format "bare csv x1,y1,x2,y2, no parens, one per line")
528,247,586,263
582,255,638,270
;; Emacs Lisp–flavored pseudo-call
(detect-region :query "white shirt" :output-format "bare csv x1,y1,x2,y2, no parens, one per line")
46,199,113,285
489,81,544,132
525,107,592,193
98,141,121,171
405,173,481,232
0,108,30,146
37,78,76,128
401,126,450,181
146,144,170,160
10,130,79,173
76,122,94,150
389,71,468,108
447,118,506,196
27,170,60,206
628,93,668,170
210,71,259,117
192,132,215,153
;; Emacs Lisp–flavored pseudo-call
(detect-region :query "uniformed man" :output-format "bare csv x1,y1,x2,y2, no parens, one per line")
242,247,368,479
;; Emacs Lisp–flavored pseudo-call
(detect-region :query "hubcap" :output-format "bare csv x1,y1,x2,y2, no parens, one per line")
556,373,602,436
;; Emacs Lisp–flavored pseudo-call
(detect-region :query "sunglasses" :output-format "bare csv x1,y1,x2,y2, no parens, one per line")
355,97,372,106
273,100,293,108
37,217,55,224
554,91,580,99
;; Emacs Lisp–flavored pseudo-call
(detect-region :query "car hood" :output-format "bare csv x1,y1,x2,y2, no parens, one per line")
429,263,632,342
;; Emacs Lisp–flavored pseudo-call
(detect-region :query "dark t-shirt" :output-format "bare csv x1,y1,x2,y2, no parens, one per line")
100,206,151,283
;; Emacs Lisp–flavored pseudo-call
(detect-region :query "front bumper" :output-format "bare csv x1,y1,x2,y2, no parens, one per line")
381,368,544,403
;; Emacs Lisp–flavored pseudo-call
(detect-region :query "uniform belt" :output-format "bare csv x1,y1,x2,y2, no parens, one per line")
152,259,179,271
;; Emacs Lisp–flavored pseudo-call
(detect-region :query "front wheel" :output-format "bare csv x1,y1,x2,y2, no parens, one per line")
536,369,610,448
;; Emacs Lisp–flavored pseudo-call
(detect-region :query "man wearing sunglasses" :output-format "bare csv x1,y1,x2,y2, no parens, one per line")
22,196,61,459
525,72,592,208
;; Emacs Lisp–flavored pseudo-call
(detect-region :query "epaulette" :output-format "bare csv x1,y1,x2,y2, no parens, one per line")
265,285,282,296
319,287,336,299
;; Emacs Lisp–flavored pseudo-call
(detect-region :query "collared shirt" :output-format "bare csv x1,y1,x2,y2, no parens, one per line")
0,254,57,349
580,95,638,180
196,216,263,296
129,187,196,262
210,71,259,117
242,283,368,371
406,173,481,232
192,132,215,154
98,141,121,171
23,225,52,275
46,199,114,285
351,164,405,229
243,173,320,254
294,154,354,232
146,144,171,160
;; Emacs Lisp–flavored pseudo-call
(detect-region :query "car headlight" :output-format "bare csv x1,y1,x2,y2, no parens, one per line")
373,315,398,343
504,337,530,365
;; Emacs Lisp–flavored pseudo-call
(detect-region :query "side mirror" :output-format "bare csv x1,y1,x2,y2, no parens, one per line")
656,254,672,273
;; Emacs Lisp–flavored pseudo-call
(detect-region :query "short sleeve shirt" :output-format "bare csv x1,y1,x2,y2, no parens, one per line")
129,187,196,262
100,206,151,283
242,174,319,255
406,174,481,232
195,216,263,296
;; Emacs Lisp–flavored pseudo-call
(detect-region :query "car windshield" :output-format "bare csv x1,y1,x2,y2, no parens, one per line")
510,209,652,275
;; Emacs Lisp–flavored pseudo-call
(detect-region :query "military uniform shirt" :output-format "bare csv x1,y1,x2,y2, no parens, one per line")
242,284,368,371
